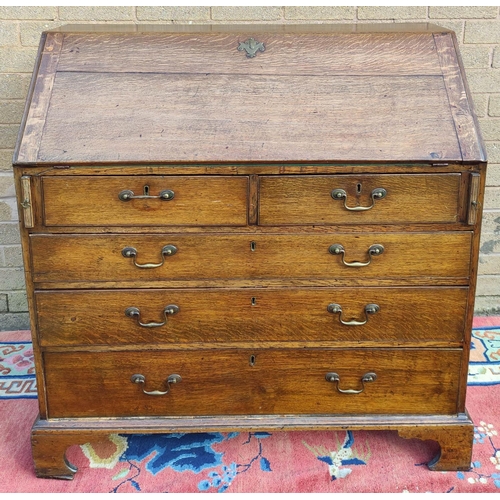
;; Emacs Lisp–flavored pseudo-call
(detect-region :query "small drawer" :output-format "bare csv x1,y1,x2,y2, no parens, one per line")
259,174,462,225
36,287,468,347
30,232,472,285
44,348,462,418
41,175,249,227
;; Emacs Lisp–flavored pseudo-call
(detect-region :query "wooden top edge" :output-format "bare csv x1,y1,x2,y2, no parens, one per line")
45,22,453,36
13,159,479,168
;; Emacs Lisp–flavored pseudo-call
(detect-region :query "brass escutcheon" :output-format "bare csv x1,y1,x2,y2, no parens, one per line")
237,37,265,58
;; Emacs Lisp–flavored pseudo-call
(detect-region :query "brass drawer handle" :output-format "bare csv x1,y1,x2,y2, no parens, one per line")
118,188,175,201
329,243,384,267
131,373,181,396
125,305,179,328
331,187,387,211
327,303,380,326
325,372,377,394
121,245,177,269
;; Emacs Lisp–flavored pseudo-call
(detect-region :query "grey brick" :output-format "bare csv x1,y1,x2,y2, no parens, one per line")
493,47,500,68
0,173,15,196
0,125,20,149
478,118,500,141
0,268,26,291
478,254,500,275
480,232,500,253
429,6,498,19
0,74,30,99
486,142,500,163
459,45,491,69
471,93,488,117
486,163,500,186
0,150,14,171
3,245,23,268
357,6,426,20
489,96,500,117
0,7,56,20
137,7,210,21
0,201,12,220
0,312,30,331
211,7,282,21
4,198,17,221
476,275,500,295
284,6,355,20
0,222,20,245
0,293,7,313
466,69,500,93
485,187,500,209
7,291,28,312
0,47,38,72
465,21,500,44
474,296,500,315
59,6,135,21
0,21,18,46
0,100,25,124
481,210,500,233
20,21,62,47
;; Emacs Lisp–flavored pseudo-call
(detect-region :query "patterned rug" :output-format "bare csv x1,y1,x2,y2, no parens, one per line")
1,319,499,493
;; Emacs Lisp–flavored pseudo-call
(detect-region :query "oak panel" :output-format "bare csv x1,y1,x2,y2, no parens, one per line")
29,232,472,284
57,32,442,76
37,73,460,163
41,176,248,227
44,348,462,418
36,287,468,347
259,174,462,225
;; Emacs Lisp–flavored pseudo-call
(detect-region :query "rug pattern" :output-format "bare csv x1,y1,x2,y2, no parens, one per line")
0,342,36,399
1,326,499,492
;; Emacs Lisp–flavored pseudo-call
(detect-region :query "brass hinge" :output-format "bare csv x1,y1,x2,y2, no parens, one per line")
20,175,34,228
468,172,480,226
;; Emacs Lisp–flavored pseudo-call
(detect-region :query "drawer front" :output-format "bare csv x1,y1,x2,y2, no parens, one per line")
41,176,249,227
44,348,462,418
259,174,462,225
36,287,467,347
30,232,472,284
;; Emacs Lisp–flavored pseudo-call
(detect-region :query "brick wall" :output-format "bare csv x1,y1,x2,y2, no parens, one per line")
1,6,499,330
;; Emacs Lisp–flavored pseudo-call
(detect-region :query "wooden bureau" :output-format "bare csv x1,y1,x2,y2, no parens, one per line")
13,23,486,479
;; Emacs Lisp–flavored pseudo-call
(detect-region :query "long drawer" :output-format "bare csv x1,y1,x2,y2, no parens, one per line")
44,348,462,418
41,175,249,227
30,232,472,284
35,287,467,346
259,174,462,225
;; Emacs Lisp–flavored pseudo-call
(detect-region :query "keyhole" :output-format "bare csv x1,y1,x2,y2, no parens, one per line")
144,185,150,196
357,183,362,194
251,297,257,306
249,355,256,366
250,241,256,252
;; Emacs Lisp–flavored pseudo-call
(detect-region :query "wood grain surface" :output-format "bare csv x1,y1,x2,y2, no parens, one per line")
41,175,248,227
57,33,442,75
259,173,462,224
35,72,459,163
43,348,462,418
35,286,468,347
29,232,472,284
